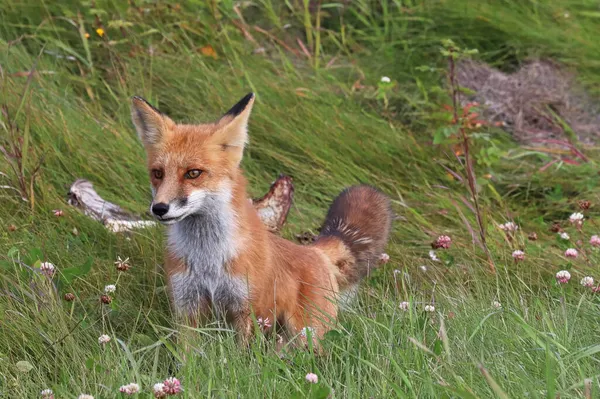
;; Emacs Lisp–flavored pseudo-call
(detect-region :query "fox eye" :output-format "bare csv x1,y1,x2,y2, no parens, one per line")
185,169,203,179
152,169,163,179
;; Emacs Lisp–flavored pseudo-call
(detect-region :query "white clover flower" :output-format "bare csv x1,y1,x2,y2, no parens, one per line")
41,389,54,399
300,327,315,338
378,253,390,264
492,301,502,309
153,383,167,398
569,212,584,222
428,250,439,262
565,248,578,258
257,317,272,329
512,250,525,261
40,262,56,278
305,373,319,383
559,232,570,240
119,383,140,395
98,334,111,345
424,304,435,313
556,270,571,284
499,222,519,232
104,284,116,294
580,276,594,288
399,301,410,311
569,212,584,227
380,76,391,83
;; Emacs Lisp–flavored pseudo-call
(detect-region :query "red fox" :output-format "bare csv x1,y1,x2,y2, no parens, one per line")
131,93,392,346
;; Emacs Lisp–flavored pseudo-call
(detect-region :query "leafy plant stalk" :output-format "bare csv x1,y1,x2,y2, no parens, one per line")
447,47,496,274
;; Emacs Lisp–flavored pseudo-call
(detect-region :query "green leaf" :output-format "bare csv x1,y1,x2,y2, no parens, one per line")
7,247,19,259
16,360,33,373
23,247,43,266
433,339,444,356
323,329,344,342
60,257,93,284
433,126,457,145
0,261,13,271
433,129,447,145
310,385,331,399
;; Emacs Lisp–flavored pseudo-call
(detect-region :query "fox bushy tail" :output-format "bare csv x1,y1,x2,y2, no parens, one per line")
313,185,392,289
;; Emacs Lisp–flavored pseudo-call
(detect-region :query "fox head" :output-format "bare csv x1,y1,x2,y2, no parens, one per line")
131,93,254,224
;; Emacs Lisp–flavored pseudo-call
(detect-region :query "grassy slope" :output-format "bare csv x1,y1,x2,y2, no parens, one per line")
0,0,599,397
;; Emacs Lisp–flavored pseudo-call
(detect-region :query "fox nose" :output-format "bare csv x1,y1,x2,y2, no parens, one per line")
151,203,170,217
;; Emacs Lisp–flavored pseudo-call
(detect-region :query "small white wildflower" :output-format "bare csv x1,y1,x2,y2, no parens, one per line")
98,334,111,345
380,76,391,83
305,373,319,383
378,253,390,264
428,250,439,262
40,262,56,278
580,276,594,288
41,389,54,399
153,383,167,398
104,284,116,294
512,250,525,262
257,317,272,329
569,212,584,226
492,301,502,309
565,248,579,258
559,232,570,240
590,235,600,247
556,270,571,284
119,383,140,395
399,301,410,311
300,327,315,338
419,265,428,272
499,222,519,232
424,304,435,313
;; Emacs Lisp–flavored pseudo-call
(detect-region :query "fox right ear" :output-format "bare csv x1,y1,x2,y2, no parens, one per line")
131,96,173,146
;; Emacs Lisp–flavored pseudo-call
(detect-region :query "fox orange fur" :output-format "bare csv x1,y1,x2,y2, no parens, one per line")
131,93,392,346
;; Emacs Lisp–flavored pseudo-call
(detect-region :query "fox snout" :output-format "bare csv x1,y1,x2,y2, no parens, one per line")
149,190,209,224
151,202,170,217
150,199,180,223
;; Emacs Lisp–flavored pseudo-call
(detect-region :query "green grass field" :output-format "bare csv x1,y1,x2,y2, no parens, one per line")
1,1,600,397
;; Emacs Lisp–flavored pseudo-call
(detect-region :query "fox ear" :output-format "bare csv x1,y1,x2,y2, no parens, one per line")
131,96,173,146
214,93,255,162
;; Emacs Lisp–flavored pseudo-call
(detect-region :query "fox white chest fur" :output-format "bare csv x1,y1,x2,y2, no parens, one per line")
167,192,248,317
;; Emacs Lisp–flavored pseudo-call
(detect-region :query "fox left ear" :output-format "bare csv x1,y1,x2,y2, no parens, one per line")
131,96,174,147
214,93,255,163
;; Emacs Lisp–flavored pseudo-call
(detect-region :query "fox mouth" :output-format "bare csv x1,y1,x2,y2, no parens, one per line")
155,215,186,225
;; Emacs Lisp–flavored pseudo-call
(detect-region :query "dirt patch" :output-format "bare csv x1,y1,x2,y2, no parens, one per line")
456,59,600,145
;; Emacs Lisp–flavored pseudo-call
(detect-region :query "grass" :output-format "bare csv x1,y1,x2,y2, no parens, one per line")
1,0,600,397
